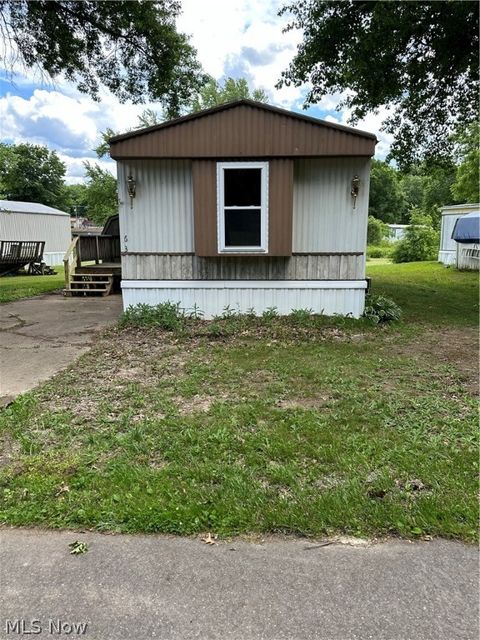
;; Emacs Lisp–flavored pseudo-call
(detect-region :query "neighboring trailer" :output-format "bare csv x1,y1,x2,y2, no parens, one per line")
0,200,71,266
452,211,480,271
438,203,479,266
386,224,409,242
110,99,376,318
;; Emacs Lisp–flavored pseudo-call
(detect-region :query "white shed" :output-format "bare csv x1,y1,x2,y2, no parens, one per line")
0,200,72,266
438,203,479,265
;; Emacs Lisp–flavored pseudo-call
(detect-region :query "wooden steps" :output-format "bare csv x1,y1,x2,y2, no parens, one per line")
64,273,114,297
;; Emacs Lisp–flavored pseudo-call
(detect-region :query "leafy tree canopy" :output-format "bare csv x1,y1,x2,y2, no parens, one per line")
0,142,67,208
278,0,479,167
0,0,205,117
369,159,459,227
451,123,480,203
63,183,89,217
83,162,118,225
368,160,406,224
190,76,269,112
418,161,458,226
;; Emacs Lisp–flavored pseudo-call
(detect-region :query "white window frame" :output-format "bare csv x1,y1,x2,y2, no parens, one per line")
217,161,269,253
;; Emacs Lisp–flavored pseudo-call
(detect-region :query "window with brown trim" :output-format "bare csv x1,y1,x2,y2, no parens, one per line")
217,161,269,253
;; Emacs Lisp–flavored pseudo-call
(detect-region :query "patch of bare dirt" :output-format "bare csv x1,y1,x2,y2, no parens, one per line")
275,396,332,410
172,394,218,415
395,327,479,394
0,431,21,469
312,474,345,490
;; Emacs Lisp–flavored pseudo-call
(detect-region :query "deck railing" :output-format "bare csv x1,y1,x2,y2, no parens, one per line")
0,240,45,264
63,236,79,288
63,234,121,288
75,234,121,264
0,240,46,275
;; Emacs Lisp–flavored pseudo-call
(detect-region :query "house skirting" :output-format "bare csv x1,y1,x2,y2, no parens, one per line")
121,280,368,319
456,244,480,271
437,250,456,266
43,252,66,267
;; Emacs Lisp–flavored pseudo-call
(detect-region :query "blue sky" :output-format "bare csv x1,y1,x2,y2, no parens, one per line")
0,0,392,184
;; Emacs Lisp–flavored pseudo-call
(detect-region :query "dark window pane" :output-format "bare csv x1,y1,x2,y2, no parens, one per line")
224,168,261,206
225,209,261,247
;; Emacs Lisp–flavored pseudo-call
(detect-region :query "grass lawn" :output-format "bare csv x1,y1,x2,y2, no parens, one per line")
368,261,479,326
0,262,478,541
0,267,65,303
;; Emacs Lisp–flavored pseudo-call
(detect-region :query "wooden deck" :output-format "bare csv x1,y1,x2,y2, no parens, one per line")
63,234,121,296
0,240,45,275
76,263,121,275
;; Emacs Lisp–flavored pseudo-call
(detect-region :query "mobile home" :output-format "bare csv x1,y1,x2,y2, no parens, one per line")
109,100,376,318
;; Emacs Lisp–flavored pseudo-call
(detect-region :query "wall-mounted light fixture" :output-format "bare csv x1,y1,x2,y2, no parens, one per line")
351,175,360,209
127,175,136,209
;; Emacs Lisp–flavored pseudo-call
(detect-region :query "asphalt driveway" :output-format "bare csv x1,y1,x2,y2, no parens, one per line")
0,292,122,405
0,529,478,640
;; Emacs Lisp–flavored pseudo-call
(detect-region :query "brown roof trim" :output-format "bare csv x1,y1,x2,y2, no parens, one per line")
109,99,377,144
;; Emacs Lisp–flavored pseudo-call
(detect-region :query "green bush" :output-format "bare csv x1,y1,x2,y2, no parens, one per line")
367,247,385,258
392,211,439,263
367,243,394,259
119,302,184,330
363,294,402,324
367,216,389,245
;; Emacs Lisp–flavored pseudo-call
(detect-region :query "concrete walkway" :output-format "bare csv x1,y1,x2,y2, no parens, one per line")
0,292,122,405
0,529,477,640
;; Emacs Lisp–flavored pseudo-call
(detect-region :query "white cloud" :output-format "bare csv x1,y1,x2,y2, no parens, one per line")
177,0,305,106
57,155,117,186
0,87,162,182
324,104,395,160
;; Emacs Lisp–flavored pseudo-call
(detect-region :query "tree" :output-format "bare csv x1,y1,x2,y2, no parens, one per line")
392,211,439,263
367,215,388,245
420,161,458,227
0,1,205,117
190,76,269,112
83,162,117,225
95,109,163,158
399,174,425,214
397,160,459,227
368,160,406,224
136,109,163,128
0,142,67,208
451,123,480,203
278,1,479,166
63,183,89,217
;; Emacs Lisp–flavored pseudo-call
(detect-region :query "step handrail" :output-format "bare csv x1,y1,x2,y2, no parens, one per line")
63,236,79,289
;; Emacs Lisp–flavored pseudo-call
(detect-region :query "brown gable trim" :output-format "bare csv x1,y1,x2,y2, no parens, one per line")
109,99,377,145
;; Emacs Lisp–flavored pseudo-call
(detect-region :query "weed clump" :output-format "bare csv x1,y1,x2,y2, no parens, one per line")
363,294,402,324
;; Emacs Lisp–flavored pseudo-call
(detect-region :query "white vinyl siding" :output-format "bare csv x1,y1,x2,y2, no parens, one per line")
0,211,71,256
122,280,367,319
117,160,194,253
293,158,371,254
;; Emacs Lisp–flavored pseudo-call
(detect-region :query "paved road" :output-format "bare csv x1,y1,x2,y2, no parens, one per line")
0,292,122,405
0,529,477,640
